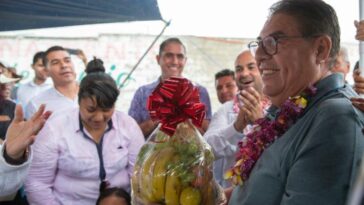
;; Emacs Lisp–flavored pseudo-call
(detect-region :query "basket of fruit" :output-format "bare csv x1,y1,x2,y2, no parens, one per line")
131,77,225,205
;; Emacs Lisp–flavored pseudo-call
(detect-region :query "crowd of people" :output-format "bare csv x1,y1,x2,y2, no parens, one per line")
1,0,364,205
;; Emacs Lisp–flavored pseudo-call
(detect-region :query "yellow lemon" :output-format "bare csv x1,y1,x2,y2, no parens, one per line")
180,187,201,205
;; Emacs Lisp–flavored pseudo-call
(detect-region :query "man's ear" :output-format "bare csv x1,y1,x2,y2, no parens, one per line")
314,35,332,64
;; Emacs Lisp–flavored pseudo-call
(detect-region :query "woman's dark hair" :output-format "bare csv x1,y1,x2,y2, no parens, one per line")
79,58,119,108
96,187,131,205
86,57,106,74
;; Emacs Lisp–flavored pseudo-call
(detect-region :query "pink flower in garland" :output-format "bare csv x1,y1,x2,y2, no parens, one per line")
224,85,317,186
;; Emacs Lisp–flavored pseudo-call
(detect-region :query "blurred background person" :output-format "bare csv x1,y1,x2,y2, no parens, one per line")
17,51,52,108
0,82,16,102
0,67,22,102
204,50,268,188
351,20,364,111
0,66,21,142
214,68,238,104
330,47,351,82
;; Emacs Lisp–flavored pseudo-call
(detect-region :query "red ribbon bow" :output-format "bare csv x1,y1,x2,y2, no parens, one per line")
146,77,206,136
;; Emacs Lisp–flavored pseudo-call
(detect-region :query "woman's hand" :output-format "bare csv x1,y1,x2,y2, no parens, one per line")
4,104,51,160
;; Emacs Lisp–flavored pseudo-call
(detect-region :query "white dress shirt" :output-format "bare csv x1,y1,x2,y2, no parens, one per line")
17,80,52,108
25,87,78,119
204,101,243,188
204,97,270,188
0,144,32,197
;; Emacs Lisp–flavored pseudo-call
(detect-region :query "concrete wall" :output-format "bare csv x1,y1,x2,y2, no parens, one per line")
0,34,359,113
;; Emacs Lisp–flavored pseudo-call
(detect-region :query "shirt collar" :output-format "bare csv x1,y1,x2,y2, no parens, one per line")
266,73,344,119
306,73,344,110
29,80,51,87
77,113,114,134
152,78,162,86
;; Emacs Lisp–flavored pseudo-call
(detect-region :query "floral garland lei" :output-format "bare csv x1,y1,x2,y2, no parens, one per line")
224,86,317,186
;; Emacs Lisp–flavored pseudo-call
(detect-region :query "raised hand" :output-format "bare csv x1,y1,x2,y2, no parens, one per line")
351,97,364,112
353,70,364,94
239,87,264,124
233,87,263,132
355,20,364,41
75,49,88,66
4,104,51,160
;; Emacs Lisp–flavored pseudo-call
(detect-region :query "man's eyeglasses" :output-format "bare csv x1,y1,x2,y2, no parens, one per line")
248,35,317,56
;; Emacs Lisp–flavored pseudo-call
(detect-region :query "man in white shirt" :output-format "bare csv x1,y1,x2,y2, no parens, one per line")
17,51,52,108
25,46,79,119
0,104,51,197
204,50,269,188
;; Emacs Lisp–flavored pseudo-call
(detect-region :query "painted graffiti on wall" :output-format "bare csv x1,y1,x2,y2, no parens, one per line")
0,35,358,113
0,35,164,112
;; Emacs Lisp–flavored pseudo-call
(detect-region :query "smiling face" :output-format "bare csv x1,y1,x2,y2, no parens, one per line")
215,75,238,103
255,13,330,106
46,50,76,86
156,42,187,81
234,51,263,94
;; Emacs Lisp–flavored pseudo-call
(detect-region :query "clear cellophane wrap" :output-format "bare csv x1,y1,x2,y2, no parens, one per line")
131,120,226,205
131,77,225,205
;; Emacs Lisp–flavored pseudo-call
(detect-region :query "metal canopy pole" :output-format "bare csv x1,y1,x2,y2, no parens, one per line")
118,20,171,89
360,0,364,76
357,0,364,99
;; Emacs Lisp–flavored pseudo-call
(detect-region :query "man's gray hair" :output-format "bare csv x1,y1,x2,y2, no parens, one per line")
339,47,350,64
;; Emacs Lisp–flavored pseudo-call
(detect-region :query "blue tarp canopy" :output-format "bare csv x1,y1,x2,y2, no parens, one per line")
0,0,163,31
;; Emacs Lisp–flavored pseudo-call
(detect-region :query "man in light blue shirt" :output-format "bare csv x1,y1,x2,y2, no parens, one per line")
128,38,212,138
